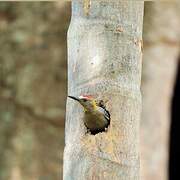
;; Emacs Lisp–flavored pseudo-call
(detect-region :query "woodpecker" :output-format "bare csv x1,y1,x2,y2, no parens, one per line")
68,95,110,134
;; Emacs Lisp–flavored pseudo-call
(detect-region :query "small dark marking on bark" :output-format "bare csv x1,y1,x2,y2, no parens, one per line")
134,39,138,46
105,24,108,28
140,39,143,52
116,26,123,33
134,38,143,52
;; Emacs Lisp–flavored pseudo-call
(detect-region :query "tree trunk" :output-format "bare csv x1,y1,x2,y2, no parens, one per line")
140,2,180,180
64,1,144,179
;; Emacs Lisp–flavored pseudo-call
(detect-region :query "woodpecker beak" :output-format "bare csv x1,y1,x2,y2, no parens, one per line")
68,96,80,102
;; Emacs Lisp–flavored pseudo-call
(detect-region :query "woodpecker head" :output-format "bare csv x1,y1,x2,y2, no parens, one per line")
68,95,97,112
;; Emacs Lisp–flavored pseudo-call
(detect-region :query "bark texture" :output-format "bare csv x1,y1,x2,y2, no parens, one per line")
64,1,144,179
141,2,180,180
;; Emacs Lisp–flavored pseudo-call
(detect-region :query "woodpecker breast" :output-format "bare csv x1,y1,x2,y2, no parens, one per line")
84,105,110,134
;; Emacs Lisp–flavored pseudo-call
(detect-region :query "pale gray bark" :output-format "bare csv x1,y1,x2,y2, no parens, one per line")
64,1,144,180
141,2,180,180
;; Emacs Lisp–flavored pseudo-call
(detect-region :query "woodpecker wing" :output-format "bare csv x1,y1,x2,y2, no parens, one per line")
104,109,110,121
97,101,110,121
97,105,110,121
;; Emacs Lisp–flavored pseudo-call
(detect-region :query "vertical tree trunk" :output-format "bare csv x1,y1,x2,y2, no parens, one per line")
141,2,180,180
64,1,144,179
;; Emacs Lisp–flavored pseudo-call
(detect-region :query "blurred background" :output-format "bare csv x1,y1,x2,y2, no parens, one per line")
0,1,179,180
0,2,70,180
